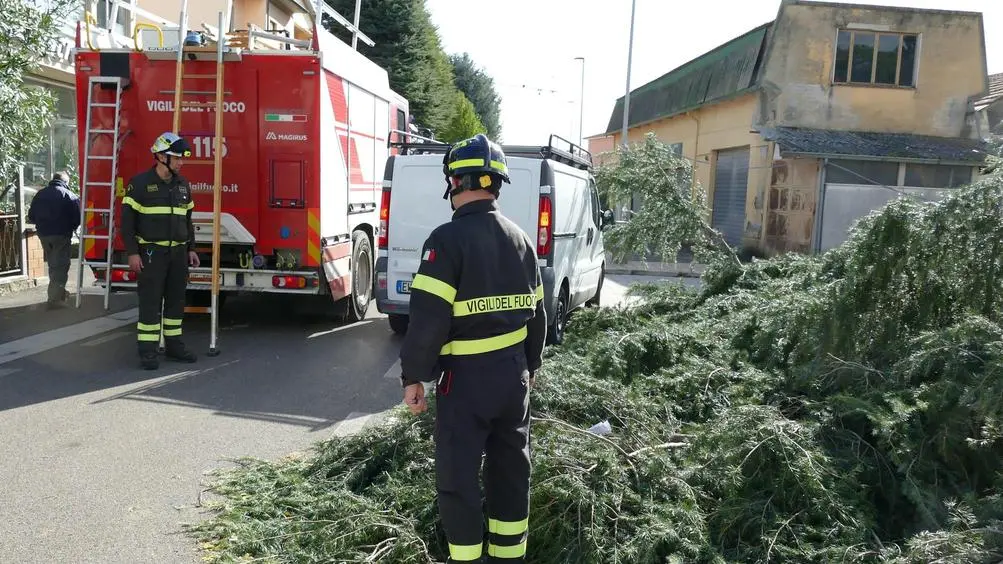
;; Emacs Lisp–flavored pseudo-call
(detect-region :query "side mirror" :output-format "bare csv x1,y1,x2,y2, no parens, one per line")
601,209,615,230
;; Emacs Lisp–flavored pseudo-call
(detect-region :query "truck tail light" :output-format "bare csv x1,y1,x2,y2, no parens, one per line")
111,269,135,283
537,195,553,257
378,189,391,249
272,275,308,289
96,268,135,283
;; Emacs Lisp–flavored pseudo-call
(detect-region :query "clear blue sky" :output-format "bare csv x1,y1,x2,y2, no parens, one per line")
426,0,1002,145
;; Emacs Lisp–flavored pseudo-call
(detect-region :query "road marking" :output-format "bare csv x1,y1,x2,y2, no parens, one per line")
307,320,373,339
0,308,139,366
82,330,131,347
382,359,401,380
331,411,389,438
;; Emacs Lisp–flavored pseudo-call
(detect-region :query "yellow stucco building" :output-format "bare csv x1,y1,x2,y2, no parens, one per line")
590,0,992,256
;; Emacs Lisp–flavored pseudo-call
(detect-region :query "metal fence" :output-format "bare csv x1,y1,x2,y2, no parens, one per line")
0,173,25,277
0,213,22,276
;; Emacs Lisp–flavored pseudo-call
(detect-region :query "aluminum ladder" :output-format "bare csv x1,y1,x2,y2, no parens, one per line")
75,76,127,311
158,0,232,357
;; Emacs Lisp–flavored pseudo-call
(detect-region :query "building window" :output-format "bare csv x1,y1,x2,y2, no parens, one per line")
22,79,78,198
904,164,972,188
834,30,917,87
826,159,899,186
826,159,975,189
95,0,133,36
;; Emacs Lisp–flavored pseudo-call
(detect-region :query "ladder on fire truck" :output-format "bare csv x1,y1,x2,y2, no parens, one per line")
75,76,128,311
156,0,233,357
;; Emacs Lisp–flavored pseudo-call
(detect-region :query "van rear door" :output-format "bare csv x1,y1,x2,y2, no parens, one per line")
386,155,539,304
386,157,450,302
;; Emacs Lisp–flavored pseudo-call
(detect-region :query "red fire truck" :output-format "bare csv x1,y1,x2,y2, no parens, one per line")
72,1,409,332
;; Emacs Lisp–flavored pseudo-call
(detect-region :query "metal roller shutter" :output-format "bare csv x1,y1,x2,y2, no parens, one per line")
712,147,750,248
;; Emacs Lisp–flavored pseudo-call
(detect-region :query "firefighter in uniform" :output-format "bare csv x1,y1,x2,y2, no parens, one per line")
121,132,200,370
400,134,547,563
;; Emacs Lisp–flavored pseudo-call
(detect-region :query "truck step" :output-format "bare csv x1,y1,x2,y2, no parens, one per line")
184,306,213,315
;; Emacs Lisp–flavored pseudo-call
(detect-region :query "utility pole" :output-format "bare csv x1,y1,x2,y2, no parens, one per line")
620,0,637,149
575,57,585,146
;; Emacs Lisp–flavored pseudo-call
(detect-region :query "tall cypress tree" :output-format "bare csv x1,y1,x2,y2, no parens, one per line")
450,53,502,140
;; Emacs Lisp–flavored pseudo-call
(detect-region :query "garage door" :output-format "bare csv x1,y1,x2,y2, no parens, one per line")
712,147,750,248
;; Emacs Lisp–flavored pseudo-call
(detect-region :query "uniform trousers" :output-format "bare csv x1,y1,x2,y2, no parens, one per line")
435,350,532,563
136,244,188,353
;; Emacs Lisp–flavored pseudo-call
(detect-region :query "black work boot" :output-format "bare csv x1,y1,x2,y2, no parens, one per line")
140,352,159,371
164,341,197,363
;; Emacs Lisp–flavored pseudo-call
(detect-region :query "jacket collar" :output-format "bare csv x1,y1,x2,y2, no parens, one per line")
452,198,498,219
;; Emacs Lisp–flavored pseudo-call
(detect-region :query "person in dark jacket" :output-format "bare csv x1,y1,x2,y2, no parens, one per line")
400,134,547,563
27,172,80,308
121,132,199,370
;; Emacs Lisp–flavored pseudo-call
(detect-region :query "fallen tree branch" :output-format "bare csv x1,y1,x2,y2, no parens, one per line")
627,442,689,457
531,415,633,461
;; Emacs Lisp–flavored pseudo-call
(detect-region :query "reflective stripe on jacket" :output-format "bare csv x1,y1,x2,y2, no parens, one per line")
119,168,195,256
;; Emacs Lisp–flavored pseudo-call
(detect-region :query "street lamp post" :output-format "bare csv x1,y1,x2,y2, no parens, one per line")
621,0,637,149
575,57,585,147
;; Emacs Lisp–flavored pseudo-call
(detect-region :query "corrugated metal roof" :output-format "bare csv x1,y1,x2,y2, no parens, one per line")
604,22,772,135
760,126,989,164
974,72,1003,111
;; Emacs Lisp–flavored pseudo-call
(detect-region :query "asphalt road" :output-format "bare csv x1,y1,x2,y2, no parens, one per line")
0,273,697,564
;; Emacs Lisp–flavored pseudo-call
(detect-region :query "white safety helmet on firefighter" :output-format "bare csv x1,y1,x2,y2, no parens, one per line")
150,132,193,158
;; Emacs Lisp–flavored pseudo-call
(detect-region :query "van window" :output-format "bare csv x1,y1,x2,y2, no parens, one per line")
589,178,601,229
553,170,588,235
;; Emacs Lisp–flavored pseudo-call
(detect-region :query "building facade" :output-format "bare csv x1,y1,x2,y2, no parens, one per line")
590,0,991,256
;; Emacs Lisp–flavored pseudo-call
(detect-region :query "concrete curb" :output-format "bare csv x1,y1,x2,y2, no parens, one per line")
607,261,706,279
607,267,702,278
0,276,49,297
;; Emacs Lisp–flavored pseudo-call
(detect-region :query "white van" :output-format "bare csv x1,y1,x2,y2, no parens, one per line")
374,135,615,344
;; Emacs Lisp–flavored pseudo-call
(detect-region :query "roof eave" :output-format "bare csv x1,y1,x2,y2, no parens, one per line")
603,86,761,136
791,0,983,18
778,149,986,166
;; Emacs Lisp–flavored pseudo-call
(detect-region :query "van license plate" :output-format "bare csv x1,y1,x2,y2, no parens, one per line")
397,280,411,294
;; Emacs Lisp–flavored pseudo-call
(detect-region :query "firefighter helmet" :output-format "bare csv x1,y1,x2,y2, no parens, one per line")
150,132,193,158
443,134,510,183
441,134,510,202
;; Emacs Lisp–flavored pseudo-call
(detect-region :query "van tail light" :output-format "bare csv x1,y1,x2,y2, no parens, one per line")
378,189,391,249
537,195,553,257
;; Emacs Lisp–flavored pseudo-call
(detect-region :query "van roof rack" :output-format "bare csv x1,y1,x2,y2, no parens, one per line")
389,133,594,171
500,134,593,171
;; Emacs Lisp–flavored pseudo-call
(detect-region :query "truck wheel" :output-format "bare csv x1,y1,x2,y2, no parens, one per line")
344,230,373,322
388,314,409,335
547,285,569,345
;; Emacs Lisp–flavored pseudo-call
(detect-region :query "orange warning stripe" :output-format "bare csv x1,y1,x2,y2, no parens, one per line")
84,200,97,258
306,208,321,266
